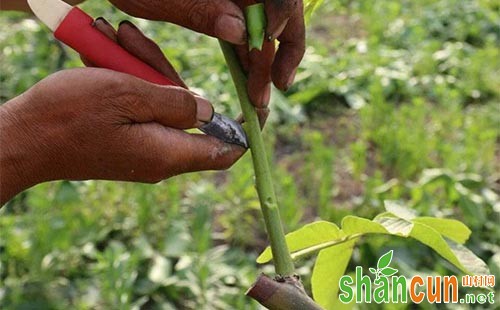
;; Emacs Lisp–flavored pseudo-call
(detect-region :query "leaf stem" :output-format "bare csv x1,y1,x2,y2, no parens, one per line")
218,40,295,276
290,234,362,260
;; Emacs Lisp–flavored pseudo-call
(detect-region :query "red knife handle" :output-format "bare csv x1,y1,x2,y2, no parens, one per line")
54,7,176,86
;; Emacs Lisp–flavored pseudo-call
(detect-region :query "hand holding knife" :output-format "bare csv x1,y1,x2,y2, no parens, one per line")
27,0,248,148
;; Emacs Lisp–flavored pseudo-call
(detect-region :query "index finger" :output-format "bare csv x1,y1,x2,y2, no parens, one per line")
81,17,117,67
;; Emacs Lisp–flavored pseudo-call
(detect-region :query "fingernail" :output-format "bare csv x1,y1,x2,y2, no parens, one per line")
260,84,271,107
93,17,110,27
266,20,288,41
215,15,246,45
119,20,138,29
285,69,297,91
195,96,214,124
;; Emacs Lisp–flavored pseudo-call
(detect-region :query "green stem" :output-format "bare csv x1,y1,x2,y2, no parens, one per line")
219,40,295,276
291,234,362,260
245,3,266,51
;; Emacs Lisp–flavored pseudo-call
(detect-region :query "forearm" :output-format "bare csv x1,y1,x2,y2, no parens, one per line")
0,96,46,205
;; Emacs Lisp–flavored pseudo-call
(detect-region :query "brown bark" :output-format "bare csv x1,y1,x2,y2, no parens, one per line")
247,274,323,310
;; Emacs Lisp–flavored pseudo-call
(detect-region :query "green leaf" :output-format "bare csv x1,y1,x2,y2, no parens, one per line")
148,254,172,284
163,222,192,258
412,217,471,244
384,201,417,220
409,222,481,274
54,181,80,204
488,252,500,278
257,221,344,263
377,250,393,269
418,168,454,186
369,267,377,274
341,216,388,235
447,240,490,275
312,238,357,310
375,216,414,236
374,179,399,194
380,267,398,277
456,173,483,189
304,0,325,23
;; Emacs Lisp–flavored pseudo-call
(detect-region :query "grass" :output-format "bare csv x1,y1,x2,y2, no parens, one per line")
1,0,499,308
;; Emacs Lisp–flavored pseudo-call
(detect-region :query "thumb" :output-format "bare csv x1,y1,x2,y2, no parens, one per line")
165,133,246,176
130,81,214,129
126,125,246,182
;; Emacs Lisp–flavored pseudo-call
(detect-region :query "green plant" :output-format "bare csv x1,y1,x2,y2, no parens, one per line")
257,203,490,309
301,130,336,219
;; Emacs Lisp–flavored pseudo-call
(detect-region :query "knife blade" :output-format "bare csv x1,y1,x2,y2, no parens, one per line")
200,113,248,148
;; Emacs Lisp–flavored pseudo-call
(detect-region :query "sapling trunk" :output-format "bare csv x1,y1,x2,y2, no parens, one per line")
218,41,294,276
219,2,296,277
247,274,323,310
218,4,323,309
218,42,323,308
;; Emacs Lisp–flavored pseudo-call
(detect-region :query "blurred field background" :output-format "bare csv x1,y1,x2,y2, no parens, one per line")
1,0,499,309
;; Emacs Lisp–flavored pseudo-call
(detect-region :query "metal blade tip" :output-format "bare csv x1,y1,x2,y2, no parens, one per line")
200,113,248,148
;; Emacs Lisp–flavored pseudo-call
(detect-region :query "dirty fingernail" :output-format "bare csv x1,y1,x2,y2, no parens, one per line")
267,20,288,41
94,17,110,26
215,15,246,45
195,96,214,124
93,17,117,41
119,20,138,29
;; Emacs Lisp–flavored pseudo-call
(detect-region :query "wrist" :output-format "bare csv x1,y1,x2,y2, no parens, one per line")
0,96,48,205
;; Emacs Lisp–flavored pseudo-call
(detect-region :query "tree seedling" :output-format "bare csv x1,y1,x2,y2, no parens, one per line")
218,3,322,309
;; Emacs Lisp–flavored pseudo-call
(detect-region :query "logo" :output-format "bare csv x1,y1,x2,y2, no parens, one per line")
339,250,496,304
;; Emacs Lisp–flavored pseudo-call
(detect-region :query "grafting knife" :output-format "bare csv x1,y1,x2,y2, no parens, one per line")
26,0,248,148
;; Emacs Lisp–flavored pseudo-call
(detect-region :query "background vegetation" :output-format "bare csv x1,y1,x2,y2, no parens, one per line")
1,0,499,308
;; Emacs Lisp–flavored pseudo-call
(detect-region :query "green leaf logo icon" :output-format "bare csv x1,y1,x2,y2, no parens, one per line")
380,267,398,277
371,250,398,280
377,250,393,269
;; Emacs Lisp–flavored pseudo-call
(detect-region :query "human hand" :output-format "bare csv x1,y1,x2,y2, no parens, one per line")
106,0,305,124
0,68,245,205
